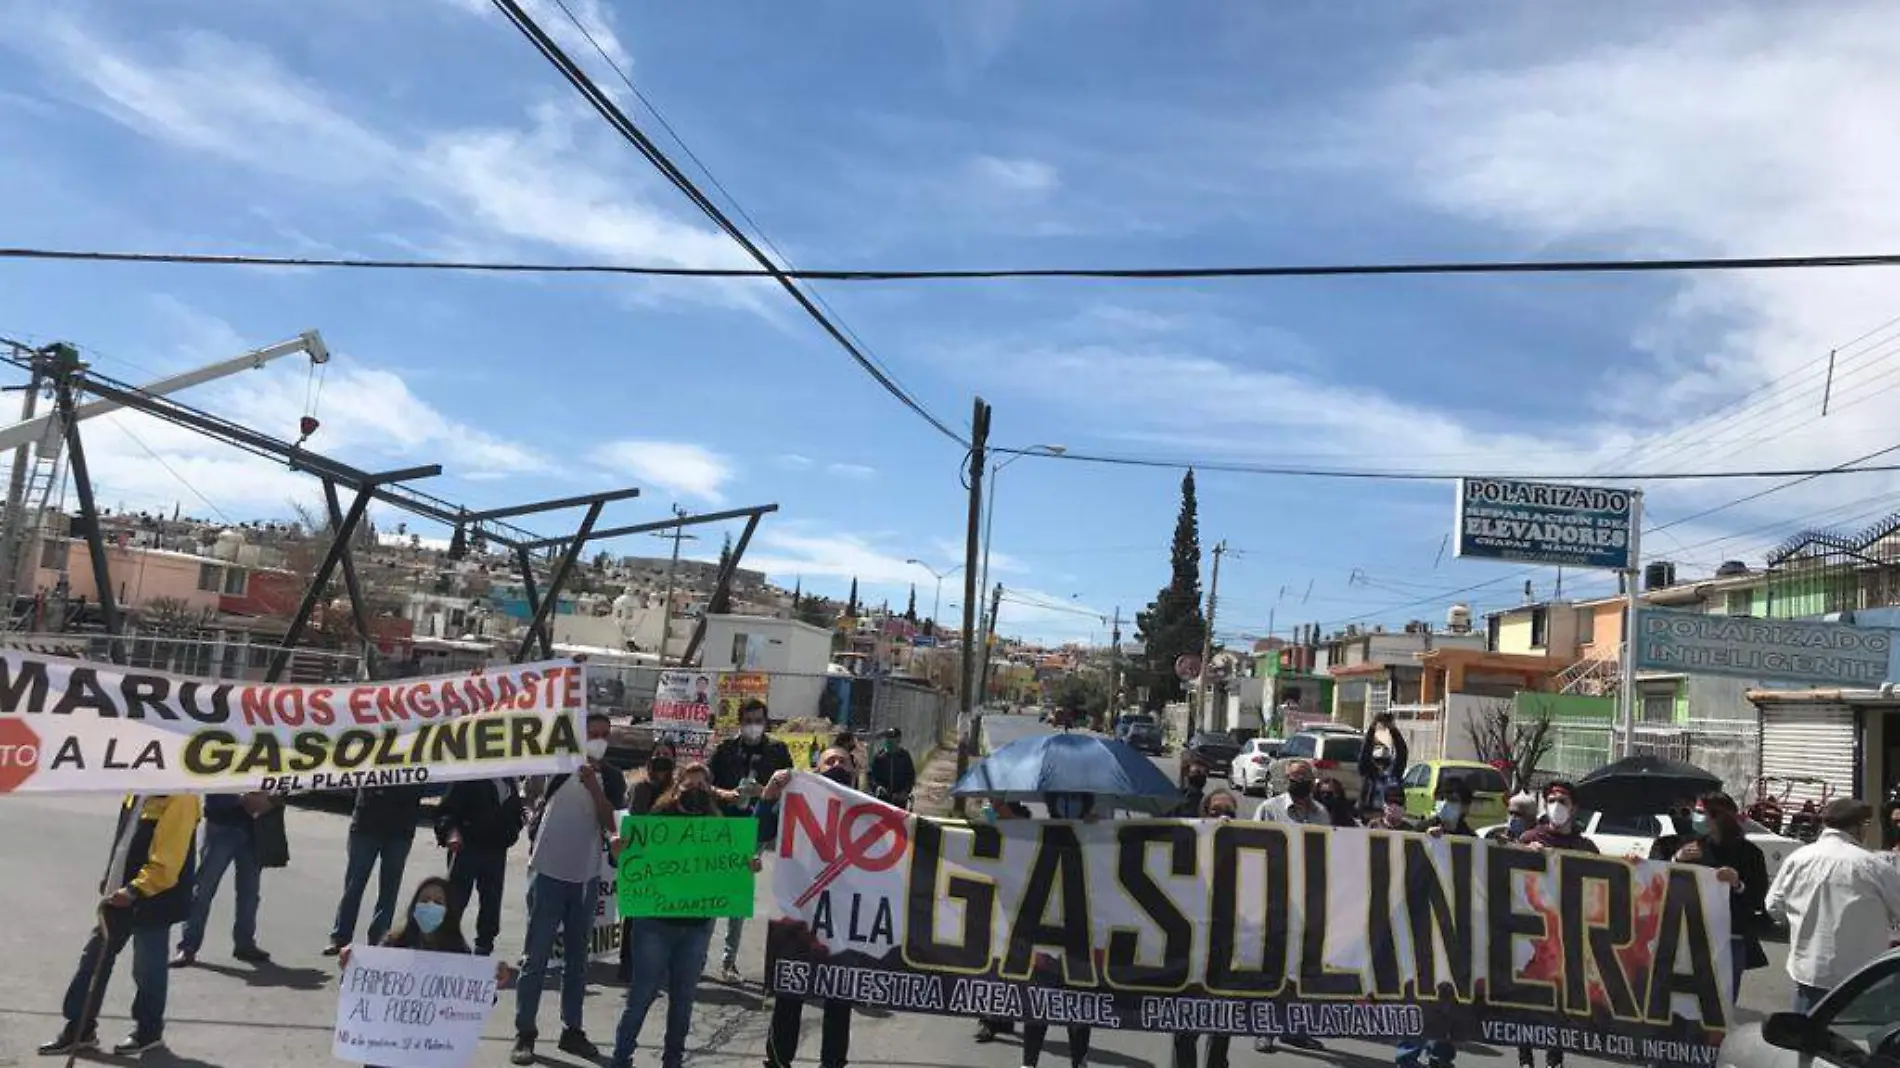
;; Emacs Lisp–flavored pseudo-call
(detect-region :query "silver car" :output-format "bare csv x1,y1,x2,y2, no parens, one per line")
1716,947,1900,1068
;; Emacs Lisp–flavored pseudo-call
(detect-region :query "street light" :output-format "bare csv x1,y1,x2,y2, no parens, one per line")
978,443,1065,665
905,558,962,627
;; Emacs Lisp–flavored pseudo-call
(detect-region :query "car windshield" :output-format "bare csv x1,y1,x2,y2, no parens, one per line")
1191,733,1232,747
1823,964,1900,1052
1453,766,1509,794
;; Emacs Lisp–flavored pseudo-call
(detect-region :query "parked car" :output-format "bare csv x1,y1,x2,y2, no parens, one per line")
1124,721,1165,755
1264,727,1365,798
1401,760,1510,827
1578,810,1800,879
1114,712,1156,740
1230,737,1284,795
1180,731,1243,779
1715,946,1900,1068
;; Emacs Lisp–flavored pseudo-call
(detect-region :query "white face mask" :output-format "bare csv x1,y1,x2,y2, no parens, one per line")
740,723,765,743
584,738,609,762
1548,801,1573,828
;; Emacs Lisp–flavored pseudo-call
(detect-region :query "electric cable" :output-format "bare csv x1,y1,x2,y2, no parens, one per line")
105,417,233,524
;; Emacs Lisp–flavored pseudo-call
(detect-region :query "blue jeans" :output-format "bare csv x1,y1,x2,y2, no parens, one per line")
1794,982,1830,1014
178,821,261,954
514,873,599,1038
1397,1039,1456,1067
330,828,415,946
64,911,169,1039
722,916,743,968
611,920,715,1068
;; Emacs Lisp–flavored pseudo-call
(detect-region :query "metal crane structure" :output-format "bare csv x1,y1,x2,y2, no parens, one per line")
0,331,331,624
0,337,776,681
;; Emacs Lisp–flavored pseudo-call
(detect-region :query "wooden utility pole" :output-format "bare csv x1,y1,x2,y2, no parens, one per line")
1109,605,1122,718
979,581,1003,702
956,398,991,793
1196,541,1226,735
653,504,694,664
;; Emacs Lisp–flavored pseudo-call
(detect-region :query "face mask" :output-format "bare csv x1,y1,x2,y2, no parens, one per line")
1186,776,1206,791
740,724,765,743
822,764,855,786
649,758,675,778
1209,809,1235,820
1287,780,1314,800
1690,811,1711,835
584,738,609,762
1548,802,1573,828
412,901,446,934
1436,800,1463,824
979,801,998,825
680,788,714,815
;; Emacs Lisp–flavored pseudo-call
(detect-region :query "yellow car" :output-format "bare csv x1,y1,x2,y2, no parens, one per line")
1401,760,1510,827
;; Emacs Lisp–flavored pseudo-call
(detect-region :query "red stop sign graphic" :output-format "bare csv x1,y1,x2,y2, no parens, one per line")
0,718,41,793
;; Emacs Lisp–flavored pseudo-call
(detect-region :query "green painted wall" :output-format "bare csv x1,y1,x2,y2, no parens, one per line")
1516,691,1616,723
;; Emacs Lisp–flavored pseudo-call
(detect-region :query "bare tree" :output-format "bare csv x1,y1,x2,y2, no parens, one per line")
139,596,216,635
1464,696,1558,794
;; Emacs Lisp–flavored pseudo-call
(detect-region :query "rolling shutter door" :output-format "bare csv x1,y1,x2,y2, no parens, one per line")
1759,703,1858,806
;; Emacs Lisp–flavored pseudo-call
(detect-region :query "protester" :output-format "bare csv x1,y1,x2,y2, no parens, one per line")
336,876,515,979
1490,792,1541,843
1886,799,1900,851
1399,777,1477,1068
1513,781,1597,1068
1173,792,1240,1068
1671,792,1769,1001
1371,784,1412,831
1020,791,1100,1068
436,775,526,957
974,799,1035,1045
1765,798,1900,1012
761,748,862,1068
868,727,918,808
1358,711,1408,811
1176,764,1210,816
617,743,675,983
1651,796,1701,860
172,791,275,968
514,712,626,1064
709,698,794,983
41,793,202,1057
325,782,427,956
1315,776,1357,827
1254,759,1327,1054
611,760,758,1068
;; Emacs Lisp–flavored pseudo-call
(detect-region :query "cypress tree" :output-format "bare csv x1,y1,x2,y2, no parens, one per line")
1132,470,1207,710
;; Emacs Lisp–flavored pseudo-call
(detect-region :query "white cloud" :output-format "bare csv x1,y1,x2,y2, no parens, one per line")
826,462,876,479
970,154,1059,195
589,441,734,504
436,0,634,73
775,454,813,470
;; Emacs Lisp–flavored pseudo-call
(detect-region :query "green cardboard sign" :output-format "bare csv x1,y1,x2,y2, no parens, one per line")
616,814,758,918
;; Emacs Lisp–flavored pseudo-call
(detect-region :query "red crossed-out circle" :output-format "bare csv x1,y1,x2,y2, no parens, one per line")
0,718,42,793
794,801,909,907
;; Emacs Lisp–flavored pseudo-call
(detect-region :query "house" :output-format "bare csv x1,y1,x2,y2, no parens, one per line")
1318,623,1486,727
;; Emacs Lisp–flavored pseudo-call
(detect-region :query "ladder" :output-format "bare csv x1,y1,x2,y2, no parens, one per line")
0,409,67,629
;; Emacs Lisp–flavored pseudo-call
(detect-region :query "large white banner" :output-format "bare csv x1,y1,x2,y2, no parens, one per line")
768,774,1737,1068
0,654,585,794
334,946,498,1068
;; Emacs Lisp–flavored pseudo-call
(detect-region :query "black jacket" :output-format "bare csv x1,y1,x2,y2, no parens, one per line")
868,748,917,798
709,737,794,795
1672,831,1772,960
434,778,525,852
352,784,428,838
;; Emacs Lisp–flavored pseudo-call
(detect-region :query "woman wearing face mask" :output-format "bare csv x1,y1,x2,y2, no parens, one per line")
761,750,862,1068
1172,790,1240,1068
1399,778,1476,1068
338,878,514,1067
1019,792,1099,1068
1511,783,1596,1068
1670,792,1767,1001
1176,766,1210,816
1201,791,1239,820
609,762,740,1068
1315,777,1357,827
1373,785,1413,831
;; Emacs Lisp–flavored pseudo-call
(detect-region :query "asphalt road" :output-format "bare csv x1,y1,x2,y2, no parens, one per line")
0,726,1796,1068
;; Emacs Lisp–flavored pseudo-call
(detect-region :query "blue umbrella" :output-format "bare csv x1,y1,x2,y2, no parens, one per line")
952,731,1182,814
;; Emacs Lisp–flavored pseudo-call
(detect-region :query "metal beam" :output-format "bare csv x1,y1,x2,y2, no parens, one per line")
516,503,779,550
55,373,124,664
459,487,641,523
682,510,763,665
269,465,440,682
324,479,379,680
515,500,602,662
513,544,548,660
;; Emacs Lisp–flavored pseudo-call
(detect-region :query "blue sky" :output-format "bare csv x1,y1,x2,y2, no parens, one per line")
3,0,1900,644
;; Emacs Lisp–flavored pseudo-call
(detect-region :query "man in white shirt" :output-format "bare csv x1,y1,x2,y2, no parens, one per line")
1764,798,1900,1013
1253,759,1329,1054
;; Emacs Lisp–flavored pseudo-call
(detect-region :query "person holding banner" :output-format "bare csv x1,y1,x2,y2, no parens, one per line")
1172,791,1239,1068
761,749,862,1068
1018,791,1101,1068
1395,776,1479,1068
609,760,751,1068
435,775,526,958
1512,781,1597,1068
710,699,793,983
40,794,202,1058
1665,792,1767,1003
1251,760,1331,1056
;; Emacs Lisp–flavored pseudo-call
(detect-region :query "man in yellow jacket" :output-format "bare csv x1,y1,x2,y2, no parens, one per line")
40,794,202,1058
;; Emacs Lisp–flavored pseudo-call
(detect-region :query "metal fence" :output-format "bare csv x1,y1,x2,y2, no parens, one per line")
0,631,363,682
1542,717,1758,795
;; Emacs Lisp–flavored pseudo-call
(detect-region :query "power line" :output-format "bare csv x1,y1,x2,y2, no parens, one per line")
14,244,1900,281
484,0,965,446
105,418,232,524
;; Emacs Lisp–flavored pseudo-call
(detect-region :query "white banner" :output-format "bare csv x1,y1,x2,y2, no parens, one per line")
0,654,585,795
652,670,715,762
768,774,1737,1068
548,809,626,965
334,946,498,1068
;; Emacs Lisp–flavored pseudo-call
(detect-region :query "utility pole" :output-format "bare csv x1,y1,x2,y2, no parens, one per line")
653,504,694,665
956,397,992,796
1197,541,1226,735
1109,605,1122,716
979,581,1003,702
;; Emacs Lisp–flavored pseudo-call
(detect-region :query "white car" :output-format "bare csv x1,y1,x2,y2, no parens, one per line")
1477,811,1798,879
1229,737,1284,796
